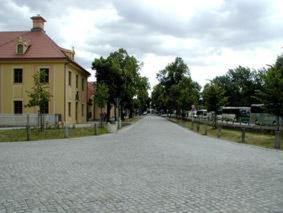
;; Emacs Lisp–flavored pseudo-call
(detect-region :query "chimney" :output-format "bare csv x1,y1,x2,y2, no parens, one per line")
31,15,46,32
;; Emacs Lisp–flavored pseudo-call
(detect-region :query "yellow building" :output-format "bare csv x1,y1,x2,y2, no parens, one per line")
0,15,90,124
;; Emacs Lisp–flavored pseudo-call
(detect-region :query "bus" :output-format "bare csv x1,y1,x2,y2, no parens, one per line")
250,104,283,126
220,106,250,123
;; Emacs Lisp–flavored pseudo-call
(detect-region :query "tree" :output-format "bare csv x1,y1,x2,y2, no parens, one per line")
26,71,51,129
154,57,200,117
92,48,146,121
202,82,227,127
255,57,283,149
151,84,167,114
212,66,261,106
93,83,109,127
256,64,283,128
136,77,150,114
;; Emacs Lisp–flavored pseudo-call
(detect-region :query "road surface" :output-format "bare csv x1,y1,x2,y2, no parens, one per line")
0,116,282,212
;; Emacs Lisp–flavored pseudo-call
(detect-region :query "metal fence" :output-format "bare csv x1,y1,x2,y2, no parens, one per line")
0,114,61,127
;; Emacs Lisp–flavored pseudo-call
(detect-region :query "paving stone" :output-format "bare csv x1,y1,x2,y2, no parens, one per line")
0,116,282,212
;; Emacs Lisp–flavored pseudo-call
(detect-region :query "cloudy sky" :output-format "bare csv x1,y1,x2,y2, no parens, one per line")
1,0,283,89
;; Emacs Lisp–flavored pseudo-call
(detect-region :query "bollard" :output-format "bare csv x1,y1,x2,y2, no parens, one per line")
94,123,98,135
64,125,69,138
274,130,281,149
241,127,246,143
26,114,31,141
217,125,221,138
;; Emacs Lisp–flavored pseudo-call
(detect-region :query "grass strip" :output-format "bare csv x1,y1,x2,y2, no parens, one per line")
169,118,283,150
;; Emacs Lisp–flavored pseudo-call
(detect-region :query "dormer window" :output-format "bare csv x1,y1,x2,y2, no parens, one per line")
17,44,24,54
16,36,29,55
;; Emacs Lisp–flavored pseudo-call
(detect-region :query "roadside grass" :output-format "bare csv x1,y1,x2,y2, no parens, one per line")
169,118,283,150
0,127,108,142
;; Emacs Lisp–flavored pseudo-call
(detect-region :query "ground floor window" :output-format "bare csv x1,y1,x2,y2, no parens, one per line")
14,101,23,114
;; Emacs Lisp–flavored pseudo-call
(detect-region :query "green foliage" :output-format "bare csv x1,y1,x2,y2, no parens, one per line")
256,61,283,119
93,83,109,109
92,48,150,120
212,66,261,106
136,76,150,113
26,71,51,112
202,82,227,112
153,57,200,117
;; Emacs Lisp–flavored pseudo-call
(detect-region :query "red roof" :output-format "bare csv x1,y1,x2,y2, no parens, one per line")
87,82,96,100
0,31,67,59
0,30,90,75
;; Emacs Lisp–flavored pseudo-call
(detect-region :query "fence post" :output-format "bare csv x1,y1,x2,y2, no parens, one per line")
217,124,221,138
26,114,31,141
241,127,246,143
64,124,69,138
274,131,281,149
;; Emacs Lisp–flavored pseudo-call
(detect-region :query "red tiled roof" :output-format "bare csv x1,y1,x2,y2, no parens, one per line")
87,82,96,100
0,30,90,75
0,31,67,59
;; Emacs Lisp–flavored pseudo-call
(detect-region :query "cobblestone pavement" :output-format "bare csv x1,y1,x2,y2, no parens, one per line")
0,116,282,213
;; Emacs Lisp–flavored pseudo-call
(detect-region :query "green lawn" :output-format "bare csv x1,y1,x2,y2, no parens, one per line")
169,118,283,150
0,127,108,142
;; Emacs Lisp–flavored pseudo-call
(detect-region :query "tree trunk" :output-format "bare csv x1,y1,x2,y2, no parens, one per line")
106,101,111,122
213,111,217,129
129,108,133,118
100,107,103,128
277,115,280,131
114,105,117,121
274,115,281,149
121,104,125,120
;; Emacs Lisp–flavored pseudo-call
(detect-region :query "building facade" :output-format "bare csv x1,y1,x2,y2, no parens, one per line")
0,15,90,124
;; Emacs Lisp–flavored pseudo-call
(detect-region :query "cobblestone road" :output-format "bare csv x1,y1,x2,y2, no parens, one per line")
0,116,282,213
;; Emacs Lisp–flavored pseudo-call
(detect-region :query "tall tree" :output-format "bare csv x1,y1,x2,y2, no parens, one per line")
202,82,227,127
92,48,146,121
93,83,109,127
154,57,199,117
256,57,283,149
213,66,261,106
256,63,283,127
136,77,150,114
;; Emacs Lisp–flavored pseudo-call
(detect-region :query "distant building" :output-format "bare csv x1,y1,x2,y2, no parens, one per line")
87,82,115,121
0,15,90,124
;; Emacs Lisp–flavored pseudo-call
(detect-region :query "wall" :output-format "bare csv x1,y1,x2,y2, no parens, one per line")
65,63,88,124
0,60,88,124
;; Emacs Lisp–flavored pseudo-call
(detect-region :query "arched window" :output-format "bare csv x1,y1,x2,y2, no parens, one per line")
17,44,24,54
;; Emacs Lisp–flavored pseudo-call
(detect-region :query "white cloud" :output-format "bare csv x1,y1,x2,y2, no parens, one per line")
1,0,283,89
